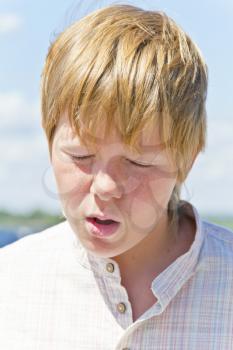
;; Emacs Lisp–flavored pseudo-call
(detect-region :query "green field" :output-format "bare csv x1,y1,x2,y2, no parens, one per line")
0,210,233,231
203,216,233,230
0,209,65,229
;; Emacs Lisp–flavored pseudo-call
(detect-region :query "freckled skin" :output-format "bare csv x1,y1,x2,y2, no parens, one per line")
51,113,180,262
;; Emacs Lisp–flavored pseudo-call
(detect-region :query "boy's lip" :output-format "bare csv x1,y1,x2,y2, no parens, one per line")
86,214,120,223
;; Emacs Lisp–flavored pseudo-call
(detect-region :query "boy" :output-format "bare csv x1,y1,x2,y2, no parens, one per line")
0,4,233,349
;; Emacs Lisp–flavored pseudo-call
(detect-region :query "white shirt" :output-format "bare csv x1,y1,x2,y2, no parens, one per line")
0,202,233,349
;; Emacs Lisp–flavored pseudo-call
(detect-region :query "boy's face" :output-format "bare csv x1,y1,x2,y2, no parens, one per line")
51,112,178,258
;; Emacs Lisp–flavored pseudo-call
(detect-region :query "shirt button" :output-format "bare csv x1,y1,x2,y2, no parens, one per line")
117,302,127,314
106,262,114,273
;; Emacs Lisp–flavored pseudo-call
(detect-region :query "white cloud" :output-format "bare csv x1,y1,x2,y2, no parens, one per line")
0,92,40,130
0,13,22,34
0,90,54,212
182,118,233,215
0,131,58,213
0,132,47,163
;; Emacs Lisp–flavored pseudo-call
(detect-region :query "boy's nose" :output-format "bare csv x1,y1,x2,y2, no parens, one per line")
90,171,123,201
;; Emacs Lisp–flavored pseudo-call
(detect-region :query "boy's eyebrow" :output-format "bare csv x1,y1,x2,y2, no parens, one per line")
63,141,167,154
60,142,95,152
135,141,167,153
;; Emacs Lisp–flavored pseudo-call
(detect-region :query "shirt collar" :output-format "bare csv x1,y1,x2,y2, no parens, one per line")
150,201,205,312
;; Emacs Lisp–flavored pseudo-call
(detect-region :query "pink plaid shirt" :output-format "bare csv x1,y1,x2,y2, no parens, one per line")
0,202,233,349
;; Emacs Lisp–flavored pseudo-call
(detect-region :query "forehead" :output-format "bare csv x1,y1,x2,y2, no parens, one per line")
55,112,166,154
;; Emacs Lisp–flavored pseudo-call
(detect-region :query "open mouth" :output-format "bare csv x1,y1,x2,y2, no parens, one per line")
86,217,120,237
93,218,117,225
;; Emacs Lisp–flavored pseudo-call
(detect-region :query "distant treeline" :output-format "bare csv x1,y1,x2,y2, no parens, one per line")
0,209,65,228
205,217,233,230
0,209,233,230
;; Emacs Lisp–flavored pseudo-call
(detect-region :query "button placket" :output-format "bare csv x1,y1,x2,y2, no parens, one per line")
103,260,133,326
117,302,127,314
106,262,115,273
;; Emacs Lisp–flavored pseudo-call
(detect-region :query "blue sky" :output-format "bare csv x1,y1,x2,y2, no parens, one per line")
0,0,232,215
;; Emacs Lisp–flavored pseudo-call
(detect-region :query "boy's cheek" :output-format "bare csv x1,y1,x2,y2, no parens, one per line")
147,177,176,206
122,185,164,232
129,197,160,230
55,177,92,223
126,176,175,210
119,170,161,196
53,164,91,200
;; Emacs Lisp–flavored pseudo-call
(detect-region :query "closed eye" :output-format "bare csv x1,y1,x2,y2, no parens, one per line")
70,154,93,161
69,154,152,168
126,159,153,168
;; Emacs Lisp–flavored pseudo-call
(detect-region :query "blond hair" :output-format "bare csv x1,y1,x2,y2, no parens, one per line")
41,4,208,232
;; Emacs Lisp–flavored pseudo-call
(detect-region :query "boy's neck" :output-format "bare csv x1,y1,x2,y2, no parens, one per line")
112,214,177,278
112,211,196,286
